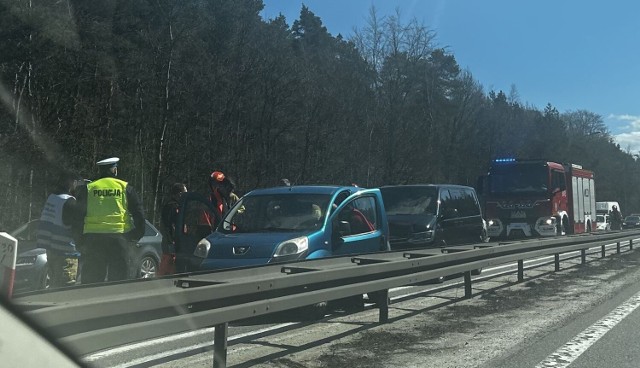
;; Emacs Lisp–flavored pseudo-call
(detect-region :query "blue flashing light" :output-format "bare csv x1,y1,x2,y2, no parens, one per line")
493,158,517,163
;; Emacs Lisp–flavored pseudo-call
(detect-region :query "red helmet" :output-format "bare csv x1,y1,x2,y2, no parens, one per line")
210,171,225,184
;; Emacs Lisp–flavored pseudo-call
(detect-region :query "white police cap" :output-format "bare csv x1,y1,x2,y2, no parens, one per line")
96,157,120,167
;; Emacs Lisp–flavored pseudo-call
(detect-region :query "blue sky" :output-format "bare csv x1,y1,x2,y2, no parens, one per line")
261,1,640,152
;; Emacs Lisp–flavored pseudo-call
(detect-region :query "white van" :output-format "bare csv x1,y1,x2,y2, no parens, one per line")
596,213,610,231
596,201,621,215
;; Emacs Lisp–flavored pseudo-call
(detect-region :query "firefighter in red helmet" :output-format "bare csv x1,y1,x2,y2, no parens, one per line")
208,171,239,221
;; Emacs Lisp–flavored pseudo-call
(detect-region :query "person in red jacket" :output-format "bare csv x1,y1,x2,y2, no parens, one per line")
200,171,239,229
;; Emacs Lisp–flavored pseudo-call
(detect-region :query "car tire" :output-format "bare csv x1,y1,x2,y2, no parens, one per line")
428,275,445,284
298,302,328,321
138,255,159,279
332,295,365,312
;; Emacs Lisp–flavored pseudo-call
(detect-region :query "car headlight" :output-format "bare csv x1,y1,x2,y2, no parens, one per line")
487,220,494,226
273,236,309,257
194,238,211,258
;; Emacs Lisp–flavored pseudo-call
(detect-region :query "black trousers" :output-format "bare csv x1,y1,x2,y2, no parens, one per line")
81,233,129,284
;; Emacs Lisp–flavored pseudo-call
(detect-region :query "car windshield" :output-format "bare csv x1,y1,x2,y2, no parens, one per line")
381,187,438,216
596,215,605,222
625,216,640,222
221,194,331,233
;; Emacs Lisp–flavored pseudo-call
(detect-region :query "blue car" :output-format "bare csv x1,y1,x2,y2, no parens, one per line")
183,186,390,270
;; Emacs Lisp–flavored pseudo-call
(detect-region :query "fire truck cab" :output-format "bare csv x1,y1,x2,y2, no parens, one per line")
479,159,595,238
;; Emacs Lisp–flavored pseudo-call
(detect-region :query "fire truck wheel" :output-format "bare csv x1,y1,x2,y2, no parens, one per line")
563,215,570,235
555,216,562,235
480,229,490,243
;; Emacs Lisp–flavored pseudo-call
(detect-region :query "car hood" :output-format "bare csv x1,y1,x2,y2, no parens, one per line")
206,231,309,259
17,248,46,257
387,214,436,237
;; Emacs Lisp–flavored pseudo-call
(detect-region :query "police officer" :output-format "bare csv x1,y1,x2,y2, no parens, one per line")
36,171,80,288
75,157,145,284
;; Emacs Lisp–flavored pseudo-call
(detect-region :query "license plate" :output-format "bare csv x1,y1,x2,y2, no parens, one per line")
511,211,526,219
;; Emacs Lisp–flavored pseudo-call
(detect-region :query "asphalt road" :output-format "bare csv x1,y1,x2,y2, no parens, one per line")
489,271,640,368
82,244,629,368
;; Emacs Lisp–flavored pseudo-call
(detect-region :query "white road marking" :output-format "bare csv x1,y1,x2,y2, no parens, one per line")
84,322,297,363
83,327,215,362
534,291,640,368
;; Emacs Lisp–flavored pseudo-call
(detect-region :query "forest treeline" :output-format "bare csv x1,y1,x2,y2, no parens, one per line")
1,0,638,229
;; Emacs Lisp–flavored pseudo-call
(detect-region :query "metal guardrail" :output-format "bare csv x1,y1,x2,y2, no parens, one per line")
13,230,640,367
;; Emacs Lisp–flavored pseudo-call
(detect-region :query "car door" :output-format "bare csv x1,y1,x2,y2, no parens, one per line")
437,188,461,246
459,188,484,244
329,191,387,256
175,192,217,271
126,220,162,279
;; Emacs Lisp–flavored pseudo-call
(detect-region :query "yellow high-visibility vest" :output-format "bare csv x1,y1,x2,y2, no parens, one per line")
84,177,132,234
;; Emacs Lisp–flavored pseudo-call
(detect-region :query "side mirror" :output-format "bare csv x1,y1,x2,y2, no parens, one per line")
337,221,352,237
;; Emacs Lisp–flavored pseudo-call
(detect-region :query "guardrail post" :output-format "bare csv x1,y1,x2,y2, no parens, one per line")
617,242,621,254
581,249,586,264
378,289,389,323
517,260,524,282
601,244,606,258
213,323,228,368
464,271,472,298
554,254,560,271
630,239,634,250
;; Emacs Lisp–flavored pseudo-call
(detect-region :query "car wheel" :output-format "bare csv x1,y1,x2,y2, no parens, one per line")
298,302,327,321
428,275,445,284
138,255,158,279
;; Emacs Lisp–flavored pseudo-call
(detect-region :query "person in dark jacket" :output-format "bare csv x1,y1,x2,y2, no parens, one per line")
158,183,187,275
74,157,145,284
610,206,623,230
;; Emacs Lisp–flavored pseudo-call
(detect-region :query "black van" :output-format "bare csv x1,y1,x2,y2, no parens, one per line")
380,184,488,250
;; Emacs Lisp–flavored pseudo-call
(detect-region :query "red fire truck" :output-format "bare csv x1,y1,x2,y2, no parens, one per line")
479,158,596,238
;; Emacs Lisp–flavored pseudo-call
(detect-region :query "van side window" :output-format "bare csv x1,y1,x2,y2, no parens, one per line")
336,197,377,236
439,189,456,218
460,189,480,217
